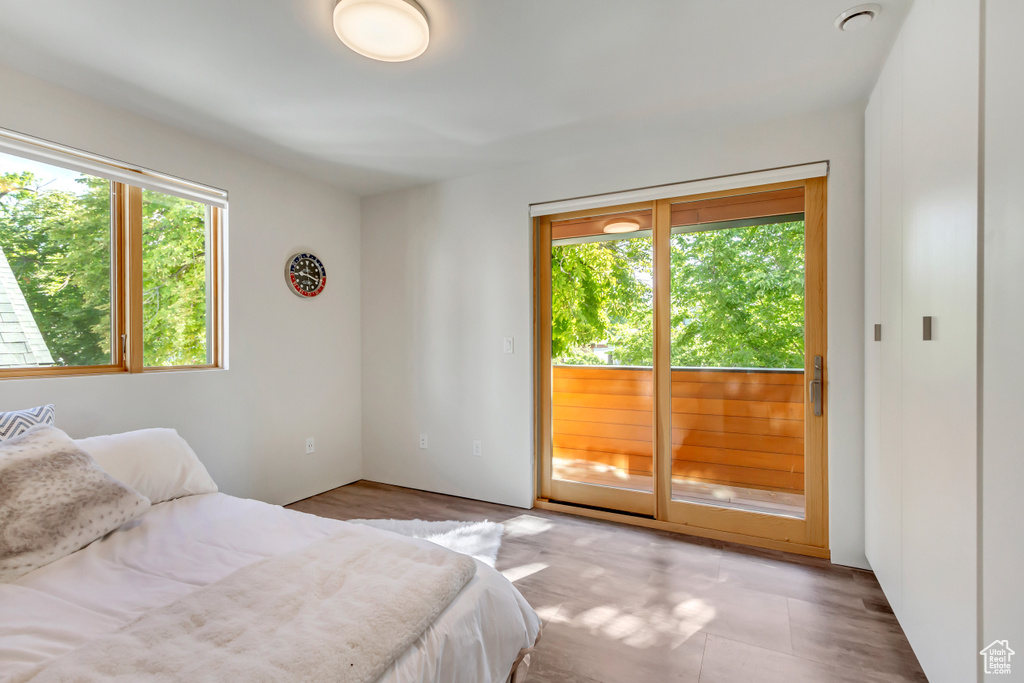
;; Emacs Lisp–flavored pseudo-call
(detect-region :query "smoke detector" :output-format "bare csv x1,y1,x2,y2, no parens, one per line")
834,4,881,31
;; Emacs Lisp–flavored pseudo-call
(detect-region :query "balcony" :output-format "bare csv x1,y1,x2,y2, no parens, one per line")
552,364,806,517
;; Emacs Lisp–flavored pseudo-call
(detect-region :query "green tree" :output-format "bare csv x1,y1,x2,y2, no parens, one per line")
550,235,651,364
551,221,805,369
0,173,113,365
141,190,208,367
0,169,209,368
672,221,804,368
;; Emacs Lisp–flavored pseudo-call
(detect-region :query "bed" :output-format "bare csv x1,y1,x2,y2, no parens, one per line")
0,422,541,682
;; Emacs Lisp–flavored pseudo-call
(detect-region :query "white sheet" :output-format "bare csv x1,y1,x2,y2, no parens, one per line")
0,493,541,683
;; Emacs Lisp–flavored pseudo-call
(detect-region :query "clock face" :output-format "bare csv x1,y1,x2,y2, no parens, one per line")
286,253,326,298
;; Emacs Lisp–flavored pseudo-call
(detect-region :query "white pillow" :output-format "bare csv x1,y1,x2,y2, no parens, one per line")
74,428,218,505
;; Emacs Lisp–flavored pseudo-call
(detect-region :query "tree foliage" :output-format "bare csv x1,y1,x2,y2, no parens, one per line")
550,236,651,361
551,221,804,369
0,170,208,367
667,222,804,368
0,173,113,365
141,190,208,367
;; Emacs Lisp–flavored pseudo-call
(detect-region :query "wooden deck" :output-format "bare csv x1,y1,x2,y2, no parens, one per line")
553,365,806,515
553,459,805,517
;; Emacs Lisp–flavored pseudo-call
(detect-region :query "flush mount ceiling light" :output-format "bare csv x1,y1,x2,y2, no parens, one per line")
603,218,641,234
834,3,881,31
333,0,429,62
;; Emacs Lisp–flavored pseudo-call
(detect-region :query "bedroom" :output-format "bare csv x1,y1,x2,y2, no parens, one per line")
0,1,1020,682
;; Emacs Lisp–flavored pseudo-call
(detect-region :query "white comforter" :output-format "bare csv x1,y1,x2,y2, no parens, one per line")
0,493,541,682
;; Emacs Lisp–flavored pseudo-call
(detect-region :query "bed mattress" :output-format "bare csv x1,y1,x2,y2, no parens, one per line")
0,493,540,682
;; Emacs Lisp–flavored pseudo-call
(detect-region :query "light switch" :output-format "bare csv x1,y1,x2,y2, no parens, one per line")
503,337,514,354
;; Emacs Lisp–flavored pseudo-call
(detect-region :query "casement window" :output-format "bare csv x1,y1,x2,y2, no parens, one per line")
0,128,224,377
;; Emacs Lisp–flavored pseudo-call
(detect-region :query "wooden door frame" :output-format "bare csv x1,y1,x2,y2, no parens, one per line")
534,177,829,559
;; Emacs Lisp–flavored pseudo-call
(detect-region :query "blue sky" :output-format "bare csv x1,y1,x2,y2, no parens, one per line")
0,151,89,195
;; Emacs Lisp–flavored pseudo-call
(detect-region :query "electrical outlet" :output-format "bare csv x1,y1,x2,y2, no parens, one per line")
503,337,514,354
419,434,428,449
305,437,315,454
473,440,482,457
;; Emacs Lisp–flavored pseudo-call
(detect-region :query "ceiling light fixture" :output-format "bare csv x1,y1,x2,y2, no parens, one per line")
834,4,881,31
603,218,642,234
333,0,430,62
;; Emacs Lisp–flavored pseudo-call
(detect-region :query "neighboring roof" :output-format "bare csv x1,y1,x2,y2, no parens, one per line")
0,246,54,367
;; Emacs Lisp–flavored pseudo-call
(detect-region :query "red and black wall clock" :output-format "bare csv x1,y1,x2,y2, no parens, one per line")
285,252,326,298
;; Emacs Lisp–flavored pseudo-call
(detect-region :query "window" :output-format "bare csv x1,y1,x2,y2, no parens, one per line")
0,130,224,377
141,190,215,367
0,156,116,368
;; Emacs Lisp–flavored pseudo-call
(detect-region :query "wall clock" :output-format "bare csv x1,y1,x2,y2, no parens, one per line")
285,252,327,298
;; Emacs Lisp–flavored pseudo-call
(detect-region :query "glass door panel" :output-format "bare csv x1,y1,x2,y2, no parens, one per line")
548,209,655,513
666,189,807,519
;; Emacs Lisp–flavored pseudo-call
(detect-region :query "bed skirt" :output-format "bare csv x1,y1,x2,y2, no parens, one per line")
506,627,542,683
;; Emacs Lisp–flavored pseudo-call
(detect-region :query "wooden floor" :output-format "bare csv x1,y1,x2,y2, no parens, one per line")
287,481,926,683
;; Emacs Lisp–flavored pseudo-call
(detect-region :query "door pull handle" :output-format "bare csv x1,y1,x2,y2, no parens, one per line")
809,355,824,417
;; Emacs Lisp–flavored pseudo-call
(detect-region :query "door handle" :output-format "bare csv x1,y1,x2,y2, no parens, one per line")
809,355,824,417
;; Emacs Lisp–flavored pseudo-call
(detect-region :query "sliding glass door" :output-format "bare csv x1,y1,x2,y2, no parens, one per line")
537,179,828,555
540,208,655,515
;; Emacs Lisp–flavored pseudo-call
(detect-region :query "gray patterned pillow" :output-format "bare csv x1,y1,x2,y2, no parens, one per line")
0,425,151,582
0,404,55,441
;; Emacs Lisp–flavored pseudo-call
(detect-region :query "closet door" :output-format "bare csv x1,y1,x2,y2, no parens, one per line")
875,34,906,613
898,2,979,678
863,87,882,576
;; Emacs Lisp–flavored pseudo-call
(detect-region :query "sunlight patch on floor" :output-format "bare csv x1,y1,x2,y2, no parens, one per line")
545,599,715,649
500,562,549,583
502,514,554,538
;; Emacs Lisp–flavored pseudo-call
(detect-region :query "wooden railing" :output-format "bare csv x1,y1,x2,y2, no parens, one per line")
552,365,805,493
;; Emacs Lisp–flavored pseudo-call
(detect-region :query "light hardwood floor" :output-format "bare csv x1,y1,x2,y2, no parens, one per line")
287,481,926,683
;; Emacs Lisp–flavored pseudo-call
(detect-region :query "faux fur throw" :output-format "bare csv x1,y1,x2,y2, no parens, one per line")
22,524,477,683
0,425,150,583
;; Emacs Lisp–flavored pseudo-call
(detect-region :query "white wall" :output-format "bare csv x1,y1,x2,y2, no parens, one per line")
983,0,1024,665
361,104,870,568
863,1,982,681
0,66,363,505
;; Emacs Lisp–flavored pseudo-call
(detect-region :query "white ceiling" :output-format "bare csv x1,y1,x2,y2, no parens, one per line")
0,1,909,195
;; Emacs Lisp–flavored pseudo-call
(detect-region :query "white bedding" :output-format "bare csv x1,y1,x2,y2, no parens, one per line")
0,493,541,682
